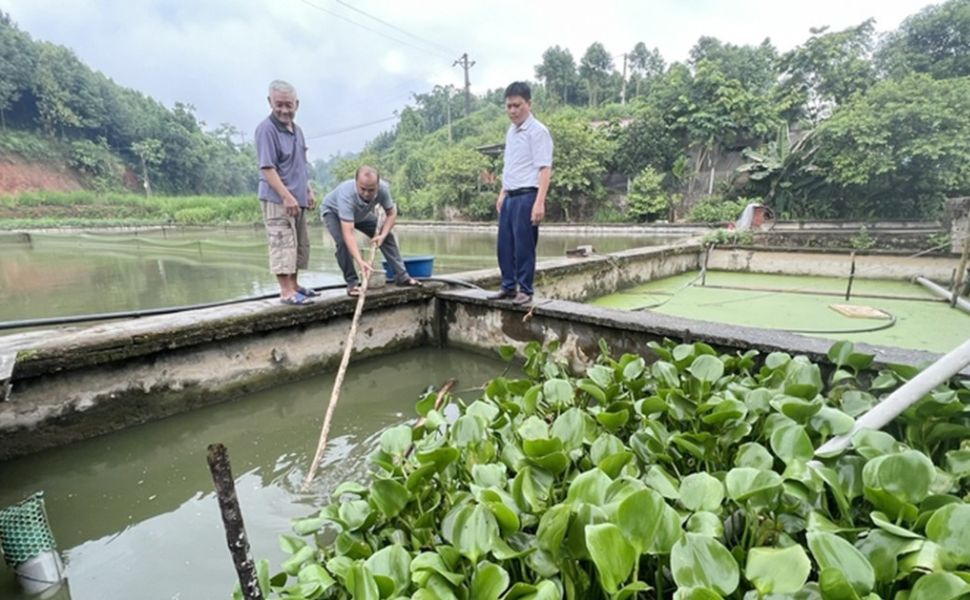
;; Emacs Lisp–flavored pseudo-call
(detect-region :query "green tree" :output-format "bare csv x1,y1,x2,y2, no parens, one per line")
669,55,782,195
0,13,36,130
535,46,579,105
877,0,970,80
628,42,665,98
689,36,778,92
395,107,426,143
132,138,165,197
412,85,463,135
610,105,679,177
736,124,822,218
546,112,615,220
627,166,670,221
777,20,876,123
812,74,970,218
425,145,491,219
32,44,86,135
579,42,615,107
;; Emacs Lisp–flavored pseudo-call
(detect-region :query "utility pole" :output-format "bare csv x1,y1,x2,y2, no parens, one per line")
620,53,628,105
453,53,475,117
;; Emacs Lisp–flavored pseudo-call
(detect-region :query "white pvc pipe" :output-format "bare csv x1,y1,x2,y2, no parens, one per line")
15,551,65,595
816,336,970,456
915,276,970,315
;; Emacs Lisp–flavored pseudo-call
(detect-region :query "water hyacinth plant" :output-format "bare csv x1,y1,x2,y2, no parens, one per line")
250,339,970,600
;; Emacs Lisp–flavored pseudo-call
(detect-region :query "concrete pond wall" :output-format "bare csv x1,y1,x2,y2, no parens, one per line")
1,241,965,461
708,247,957,282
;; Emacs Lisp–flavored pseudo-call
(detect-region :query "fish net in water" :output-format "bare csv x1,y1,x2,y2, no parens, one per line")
0,492,58,567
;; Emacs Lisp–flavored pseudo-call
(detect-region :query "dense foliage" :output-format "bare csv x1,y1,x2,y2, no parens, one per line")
0,12,256,196
327,0,970,223
253,339,970,599
3,2,970,222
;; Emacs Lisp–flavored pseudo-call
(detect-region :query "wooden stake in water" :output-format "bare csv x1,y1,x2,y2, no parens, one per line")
303,242,379,490
206,443,263,600
845,251,856,301
951,237,970,308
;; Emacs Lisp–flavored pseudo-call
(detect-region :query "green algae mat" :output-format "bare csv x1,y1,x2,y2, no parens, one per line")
591,271,968,354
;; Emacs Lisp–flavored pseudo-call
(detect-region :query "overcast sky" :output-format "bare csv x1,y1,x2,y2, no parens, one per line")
5,0,940,160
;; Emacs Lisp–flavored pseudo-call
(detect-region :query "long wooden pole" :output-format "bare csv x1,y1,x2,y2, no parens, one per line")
303,243,378,490
206,443,263,600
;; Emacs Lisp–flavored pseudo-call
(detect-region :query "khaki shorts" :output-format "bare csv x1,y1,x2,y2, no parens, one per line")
261,200,309,274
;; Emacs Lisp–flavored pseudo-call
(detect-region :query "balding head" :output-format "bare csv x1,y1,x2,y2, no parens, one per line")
355,165,381,202
356,165,380,184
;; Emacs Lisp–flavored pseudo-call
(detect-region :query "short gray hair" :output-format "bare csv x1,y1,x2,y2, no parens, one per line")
268,80,297,97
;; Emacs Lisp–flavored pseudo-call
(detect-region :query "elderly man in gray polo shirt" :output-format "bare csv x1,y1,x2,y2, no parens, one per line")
320,166,421,296
486,81,553,306
255,80,317,305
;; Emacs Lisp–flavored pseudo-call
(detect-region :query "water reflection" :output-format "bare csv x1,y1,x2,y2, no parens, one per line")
0,226,681,322
0,347,509,599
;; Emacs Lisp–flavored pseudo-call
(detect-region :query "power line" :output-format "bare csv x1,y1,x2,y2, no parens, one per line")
306,114,398,139
297,0,451,60
331,0,455,59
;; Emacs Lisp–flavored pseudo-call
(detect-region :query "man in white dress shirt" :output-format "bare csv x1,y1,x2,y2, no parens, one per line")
486,81,553,306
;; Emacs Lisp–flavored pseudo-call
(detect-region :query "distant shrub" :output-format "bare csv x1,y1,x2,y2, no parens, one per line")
173,207,218,225
687,196,750,223
627,166,670,222
851,225,876,250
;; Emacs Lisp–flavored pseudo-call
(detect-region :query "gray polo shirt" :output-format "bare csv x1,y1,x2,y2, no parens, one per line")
321,179,396,222
255,115,310,207
502,114,553,190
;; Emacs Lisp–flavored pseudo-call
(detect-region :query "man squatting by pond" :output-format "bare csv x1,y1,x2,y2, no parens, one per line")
255,79,319,305
487,81,554,306
320,166,424,297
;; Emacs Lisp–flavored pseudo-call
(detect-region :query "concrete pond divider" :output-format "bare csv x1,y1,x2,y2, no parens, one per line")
0,239,965,461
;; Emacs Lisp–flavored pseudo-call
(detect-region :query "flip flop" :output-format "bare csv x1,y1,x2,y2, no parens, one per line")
398,277,424,288
347,285,361,297
297,286,320,297
280,292,309,305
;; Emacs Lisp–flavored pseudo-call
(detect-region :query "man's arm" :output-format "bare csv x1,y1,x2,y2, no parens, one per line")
341,220,373,279
531,166,551,225
496,188,507,214
261,167,300,217
306,183,316,211
372,207,397,247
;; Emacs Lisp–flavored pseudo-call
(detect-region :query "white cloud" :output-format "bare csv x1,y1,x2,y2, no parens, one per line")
3,0,941,159
379,49,408,75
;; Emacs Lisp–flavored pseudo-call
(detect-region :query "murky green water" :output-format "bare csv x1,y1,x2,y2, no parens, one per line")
0,347,511,599
0,226,677,323
590,270,969,354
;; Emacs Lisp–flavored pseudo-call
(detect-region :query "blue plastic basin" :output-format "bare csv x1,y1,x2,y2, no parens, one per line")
383,255,435,280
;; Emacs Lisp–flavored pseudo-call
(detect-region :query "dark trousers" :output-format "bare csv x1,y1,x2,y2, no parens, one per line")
323,212,408,286
497,191,539,295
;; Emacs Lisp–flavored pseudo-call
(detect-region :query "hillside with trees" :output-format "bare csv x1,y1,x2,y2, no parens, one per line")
2,1,970,225
0,12,255,197
331,0,970,223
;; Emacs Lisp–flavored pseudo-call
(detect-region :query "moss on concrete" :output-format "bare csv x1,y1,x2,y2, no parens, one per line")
591,271,967,354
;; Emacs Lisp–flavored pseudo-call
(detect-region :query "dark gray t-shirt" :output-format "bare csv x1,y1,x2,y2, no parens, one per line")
255,115,309,207
321,179,396,222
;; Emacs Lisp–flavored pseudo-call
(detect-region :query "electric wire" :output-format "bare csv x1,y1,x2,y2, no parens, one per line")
331,0,457,57
297,0,453,60
306,115,399,140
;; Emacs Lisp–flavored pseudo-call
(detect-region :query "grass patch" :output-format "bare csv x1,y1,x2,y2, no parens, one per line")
0,191,262,228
